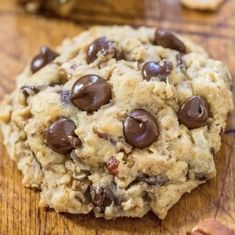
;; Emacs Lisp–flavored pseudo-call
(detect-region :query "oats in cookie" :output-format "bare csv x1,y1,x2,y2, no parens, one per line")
0,26,233,219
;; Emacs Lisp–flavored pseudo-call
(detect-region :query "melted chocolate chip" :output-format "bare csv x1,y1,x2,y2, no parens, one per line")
123,109,159,149
106,156,119,176
87,37,122,64
154,30,186,53
89,186,115,212
142,60,173,81
21,85,42,97
45,117,81,154
31,46,59,73
135,172,168,186
178,96,209,129
70,74,112,112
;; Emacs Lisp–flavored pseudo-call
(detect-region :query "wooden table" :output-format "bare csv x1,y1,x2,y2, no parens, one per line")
0,0,235,234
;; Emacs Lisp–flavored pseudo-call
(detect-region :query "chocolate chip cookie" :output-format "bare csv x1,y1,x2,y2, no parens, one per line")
181,0,224,11
17,0,76,14
0,26,233,219
188,218,235,235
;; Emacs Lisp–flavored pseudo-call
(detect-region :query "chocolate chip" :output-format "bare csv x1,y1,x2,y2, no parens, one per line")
135,172,168,186
154,30,186,53
178,96,209,129
21,85,42,97
31,46,59,73
70,74,112,112
45,117,81,154
106,156,119,176
89,186,115,212
123,109,159,149
87,37,122,64
142,60,173,81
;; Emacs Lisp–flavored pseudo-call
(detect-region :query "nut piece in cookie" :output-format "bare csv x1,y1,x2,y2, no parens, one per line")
187,218,235,235
181,0,224,11
106,156,119,176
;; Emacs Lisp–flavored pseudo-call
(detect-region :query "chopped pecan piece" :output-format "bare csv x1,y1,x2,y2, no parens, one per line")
106,156,119,176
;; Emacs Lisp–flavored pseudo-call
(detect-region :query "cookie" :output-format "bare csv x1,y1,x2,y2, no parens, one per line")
188,218,235,235
17,0,76,14
181,0,224,11
0,26,233,219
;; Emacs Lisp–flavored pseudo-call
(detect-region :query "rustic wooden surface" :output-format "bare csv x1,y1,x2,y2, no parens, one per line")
0,0,235,234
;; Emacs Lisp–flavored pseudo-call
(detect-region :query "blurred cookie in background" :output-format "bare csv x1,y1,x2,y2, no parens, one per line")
181,0,224,11
187,218,235,235
17,0,76,15
16,0,145,23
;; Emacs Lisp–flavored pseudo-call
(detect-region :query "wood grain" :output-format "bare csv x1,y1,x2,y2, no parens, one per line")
0,0,235,234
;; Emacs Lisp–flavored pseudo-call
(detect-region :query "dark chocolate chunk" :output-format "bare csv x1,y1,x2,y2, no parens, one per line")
45,117,81,154
87,37,122,64
106,156,119,176
90,186,115,212
178,96,209,129
135,172,169,186
142,60,173,81
70,74,112,112
31,46,59,73
154,29,186,53
123,109,159,148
